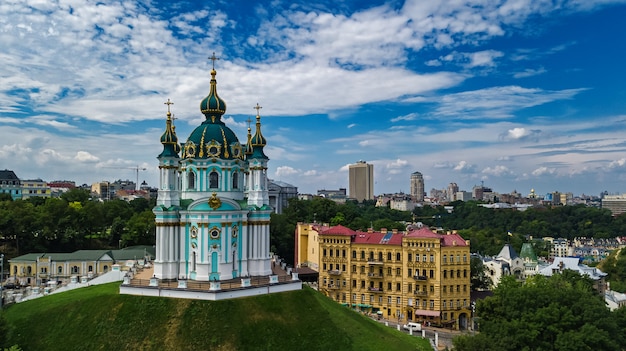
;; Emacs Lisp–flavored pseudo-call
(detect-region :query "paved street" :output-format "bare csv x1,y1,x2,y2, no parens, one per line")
372,317,467,350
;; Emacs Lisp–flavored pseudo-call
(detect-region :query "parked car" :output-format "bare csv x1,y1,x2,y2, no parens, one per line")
402,322,422,332
2,282,16,289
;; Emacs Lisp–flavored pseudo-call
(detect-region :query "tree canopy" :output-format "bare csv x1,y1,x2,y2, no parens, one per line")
0,191,155,257
454,273,626,351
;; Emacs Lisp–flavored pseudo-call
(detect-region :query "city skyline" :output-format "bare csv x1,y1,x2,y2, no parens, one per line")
2,1,626,197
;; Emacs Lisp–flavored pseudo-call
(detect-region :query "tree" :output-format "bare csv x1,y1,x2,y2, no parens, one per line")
470,256,491,290
454,273,624,350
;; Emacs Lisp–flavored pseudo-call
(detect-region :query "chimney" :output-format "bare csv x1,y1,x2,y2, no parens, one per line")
381,228,387,234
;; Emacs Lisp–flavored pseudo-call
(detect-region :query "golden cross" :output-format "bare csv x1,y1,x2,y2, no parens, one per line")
253,103,262,116
208,52,220,69
164,98,174,113
246,117,252,129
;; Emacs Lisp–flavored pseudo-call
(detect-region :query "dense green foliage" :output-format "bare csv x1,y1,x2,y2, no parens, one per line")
0,189,155,256
453,273,626,351
270,198,626,265
270,198,412,264
599,248,626,292
1,283,429,351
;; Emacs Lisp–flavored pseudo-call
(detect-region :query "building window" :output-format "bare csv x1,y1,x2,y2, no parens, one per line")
396,253,401,261
397,283,401,291
232,172,239,189
188,172,196,189
463,254,467,262
323,249,327,257
388,282,392,291
396,268,401,276
361,251,365,259
430,300,434,308
352,250,357,258
408,268,412,277
342,250,346,258
323,263,327,270
423,254,427,262
397,297,401,305
443,300,447,308
209,171,219,188
88,265,93,273
430,254,434,262
388,296,392,304
361,294,365,302
408,283,412,292
387,267,392,276
352,280,356,287
387,252,392,261
443,286,447,293
443,255,447,263
71,266,79,274
361,281,365,288
463,269,467,278
58,266,62,274
443,270,447,279
408,253,412,261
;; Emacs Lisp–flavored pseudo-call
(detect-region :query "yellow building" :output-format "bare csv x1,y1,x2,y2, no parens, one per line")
20,178,51,199
295,223,471,330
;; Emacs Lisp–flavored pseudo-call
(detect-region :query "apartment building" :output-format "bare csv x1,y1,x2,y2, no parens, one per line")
295,223,471,330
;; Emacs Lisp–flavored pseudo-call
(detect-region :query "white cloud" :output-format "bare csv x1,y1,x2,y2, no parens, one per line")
482,165,513,177
275,165,300,177
531,166,557,176
75,151,100,162
513,67,547,78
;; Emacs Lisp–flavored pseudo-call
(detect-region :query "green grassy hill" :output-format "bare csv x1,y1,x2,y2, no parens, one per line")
1,283,430,351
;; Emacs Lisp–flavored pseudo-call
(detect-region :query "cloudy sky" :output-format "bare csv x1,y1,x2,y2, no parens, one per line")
2,0,626,197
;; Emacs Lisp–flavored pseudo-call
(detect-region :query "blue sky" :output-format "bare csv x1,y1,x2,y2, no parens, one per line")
2,0,626,197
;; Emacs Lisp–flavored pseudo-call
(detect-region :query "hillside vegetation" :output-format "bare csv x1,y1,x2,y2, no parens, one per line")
1,283,428,351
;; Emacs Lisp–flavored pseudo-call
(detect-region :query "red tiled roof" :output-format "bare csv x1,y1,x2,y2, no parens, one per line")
353,231,402,246
405,227,440,238
320,224,357,236
441,233,468,247
406,227,468,247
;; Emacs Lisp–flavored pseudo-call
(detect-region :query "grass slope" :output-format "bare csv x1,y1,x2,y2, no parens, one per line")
2,283,429,351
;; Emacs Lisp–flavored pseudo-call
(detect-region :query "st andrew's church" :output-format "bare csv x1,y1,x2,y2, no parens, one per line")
153,60,273,282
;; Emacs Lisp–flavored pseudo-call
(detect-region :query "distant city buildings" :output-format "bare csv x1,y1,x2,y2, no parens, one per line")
601,194,626,216
268,179,298,214
317,188,347,203
410,172,424,202
0,169,22,200
348,161,374,202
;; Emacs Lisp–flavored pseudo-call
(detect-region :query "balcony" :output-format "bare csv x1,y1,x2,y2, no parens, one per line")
367,259,384,265
328,285,340,290
367,272,384,278
414,291,427,296
367,287,384,293
413,275,428,281
328,270,342,276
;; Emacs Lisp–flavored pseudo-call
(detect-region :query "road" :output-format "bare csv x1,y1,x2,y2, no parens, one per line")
373,318,467,350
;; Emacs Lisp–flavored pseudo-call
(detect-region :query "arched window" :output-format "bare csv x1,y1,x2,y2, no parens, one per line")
188,172,196,189
58,266,63,274
209,171,219,189
232,172,239,189
88,265,93,272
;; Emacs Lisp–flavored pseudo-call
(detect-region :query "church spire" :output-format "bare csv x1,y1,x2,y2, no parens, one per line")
248,103,268,160
159,98,180,158
200,52,226,123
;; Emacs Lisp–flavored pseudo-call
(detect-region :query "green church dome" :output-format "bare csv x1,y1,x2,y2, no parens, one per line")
182,68,243,160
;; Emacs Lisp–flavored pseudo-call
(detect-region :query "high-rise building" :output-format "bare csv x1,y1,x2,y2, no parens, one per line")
410,172,424,202
349,161,374,202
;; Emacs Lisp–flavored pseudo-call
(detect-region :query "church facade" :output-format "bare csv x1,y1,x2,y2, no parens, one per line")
153,64,273,282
